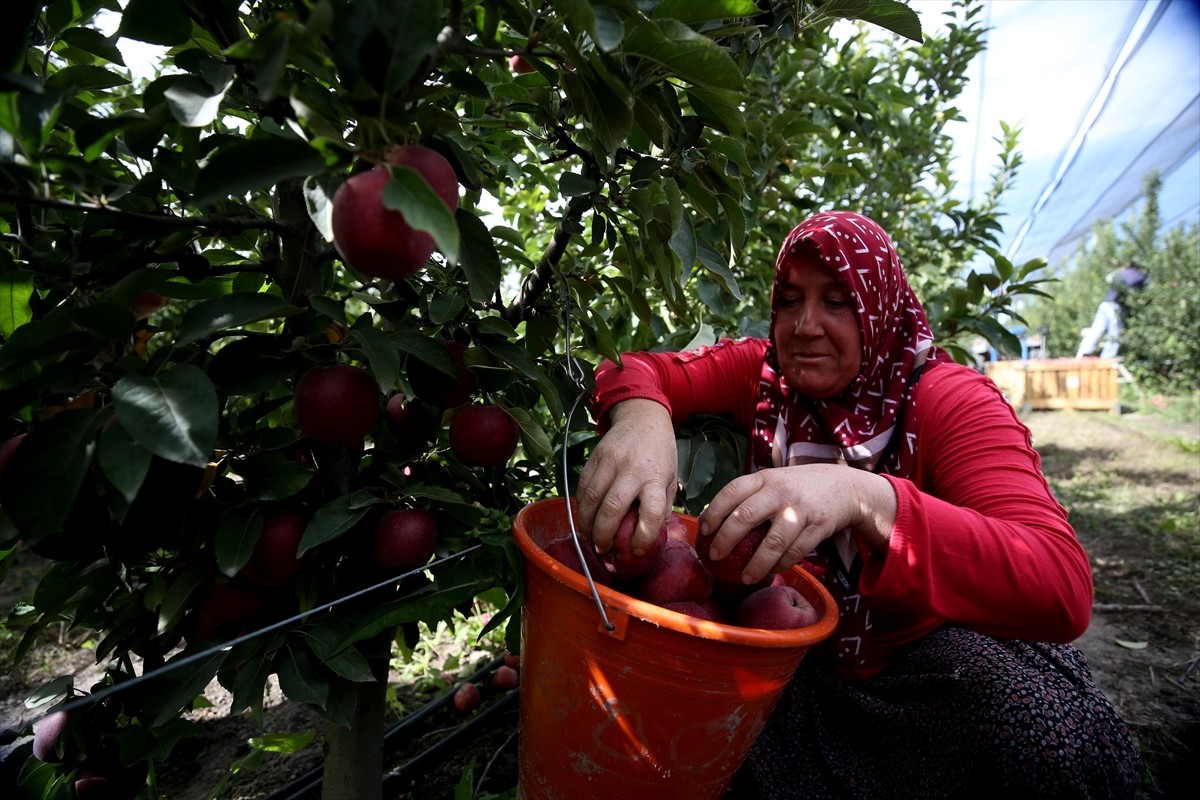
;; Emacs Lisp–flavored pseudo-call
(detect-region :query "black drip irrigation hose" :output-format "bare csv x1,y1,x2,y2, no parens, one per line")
261,654,515,800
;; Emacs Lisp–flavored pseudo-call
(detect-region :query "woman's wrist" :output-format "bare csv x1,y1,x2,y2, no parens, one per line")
851,471,897,555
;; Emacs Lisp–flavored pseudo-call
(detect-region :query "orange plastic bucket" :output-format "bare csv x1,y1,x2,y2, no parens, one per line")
513,497,838,799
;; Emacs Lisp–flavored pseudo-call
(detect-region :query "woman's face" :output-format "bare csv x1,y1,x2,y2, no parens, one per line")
772,254,863,398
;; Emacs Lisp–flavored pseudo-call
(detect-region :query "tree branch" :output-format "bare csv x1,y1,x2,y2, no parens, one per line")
505,196,593,325
0,192,289,233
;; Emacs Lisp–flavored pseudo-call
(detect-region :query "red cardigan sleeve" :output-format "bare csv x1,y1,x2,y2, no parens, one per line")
858,365,1093,644
589,338,769,432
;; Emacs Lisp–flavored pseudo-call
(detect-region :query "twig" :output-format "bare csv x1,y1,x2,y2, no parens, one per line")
475,725,519,796
1180,654,1200,683
1092,603,1164,612
0,192,288,233
504,195,594,324
1132,578,1153,604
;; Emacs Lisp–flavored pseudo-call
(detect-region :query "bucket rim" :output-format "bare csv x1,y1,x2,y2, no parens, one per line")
513,497,839,649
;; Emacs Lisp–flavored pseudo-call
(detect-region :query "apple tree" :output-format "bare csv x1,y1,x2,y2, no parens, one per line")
0,0,1042,797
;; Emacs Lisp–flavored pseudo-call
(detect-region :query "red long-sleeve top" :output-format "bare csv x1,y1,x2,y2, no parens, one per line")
591,338,1093,679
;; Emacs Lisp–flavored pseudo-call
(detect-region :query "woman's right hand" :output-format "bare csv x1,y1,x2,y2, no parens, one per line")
577,399,678,555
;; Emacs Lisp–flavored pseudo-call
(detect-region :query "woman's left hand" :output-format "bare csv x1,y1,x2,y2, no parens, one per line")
696,464,898,584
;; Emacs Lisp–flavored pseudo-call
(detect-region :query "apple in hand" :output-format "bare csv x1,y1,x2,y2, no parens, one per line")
543,535,613,587
734,584,820,630
294,363,380,444
241,509,309,587
331,144,459,280
605,507,666,580
407,340,476,409
635,538,714,606
698,520,769,586
453,682,482,713
373,508,438,570
664,511,689,541
449,404,519,467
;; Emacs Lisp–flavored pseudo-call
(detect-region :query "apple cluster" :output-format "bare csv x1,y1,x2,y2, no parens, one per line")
451,650,521,714
544,511,821,630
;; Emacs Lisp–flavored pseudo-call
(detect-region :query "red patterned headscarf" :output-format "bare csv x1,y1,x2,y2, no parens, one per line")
750,211,951,477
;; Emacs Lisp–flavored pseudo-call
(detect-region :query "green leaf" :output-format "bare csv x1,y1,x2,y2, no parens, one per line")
381,167,460,265
149,650,230,726
298,490,377,556
58,27,125,65
0,409,104,544
191,139,326,208
250,729,317,754
455,210,502,304
653,0,760,23
175,293,297,345
111,365,219,468
559,172,598,197
351,326,403,392
277,646,330,708
505,407,553,460
591,4,625,51
429,293,467,326
119,0,193,46
215,508,263,577
162,74,232,127
98,421,153,504
696,238,741,300
158,563,207,634
822,0,922,43
235,452,313,502
621,18,743,90
45,65,129,91
0,269,34,337
665,178,697,271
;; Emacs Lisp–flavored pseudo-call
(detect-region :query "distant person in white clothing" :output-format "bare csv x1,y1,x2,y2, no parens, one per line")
1076,261,1149,358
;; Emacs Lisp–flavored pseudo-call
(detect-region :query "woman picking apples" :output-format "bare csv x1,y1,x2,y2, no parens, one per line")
576,211,1141,798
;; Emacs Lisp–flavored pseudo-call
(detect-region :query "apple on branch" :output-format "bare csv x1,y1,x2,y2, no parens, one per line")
373,508,439,571
448,404,519,467
294,363,380,445
241,509,310,587
331,144,459,280
407,339,476,408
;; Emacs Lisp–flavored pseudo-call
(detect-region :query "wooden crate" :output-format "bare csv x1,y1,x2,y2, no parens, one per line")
986,358,1120,413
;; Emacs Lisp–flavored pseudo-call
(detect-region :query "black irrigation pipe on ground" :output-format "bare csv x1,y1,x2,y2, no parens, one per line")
262,654,512,800
382,688,520,793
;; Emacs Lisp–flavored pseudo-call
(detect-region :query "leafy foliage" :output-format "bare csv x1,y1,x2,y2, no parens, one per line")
0,0,1045,794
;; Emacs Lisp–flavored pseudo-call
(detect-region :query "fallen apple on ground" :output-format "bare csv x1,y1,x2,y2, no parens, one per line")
453,682,482,713
492,665,519,689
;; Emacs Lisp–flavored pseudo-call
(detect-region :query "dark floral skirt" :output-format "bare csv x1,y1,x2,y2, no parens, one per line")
727,625,1142,799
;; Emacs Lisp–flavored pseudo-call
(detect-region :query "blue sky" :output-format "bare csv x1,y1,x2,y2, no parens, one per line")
909,0,1200,269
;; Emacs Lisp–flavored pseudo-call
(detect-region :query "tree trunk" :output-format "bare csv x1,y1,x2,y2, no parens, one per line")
321,637,391,800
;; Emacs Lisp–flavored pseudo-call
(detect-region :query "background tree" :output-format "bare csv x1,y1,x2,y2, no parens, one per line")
0,1,1045,797
1024,171,1200,395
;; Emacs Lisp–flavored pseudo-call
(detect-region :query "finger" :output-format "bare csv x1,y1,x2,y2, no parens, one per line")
633,481,672,554
575,455,614,538
589,476,644,553
744,514,829,584
696,473,761,540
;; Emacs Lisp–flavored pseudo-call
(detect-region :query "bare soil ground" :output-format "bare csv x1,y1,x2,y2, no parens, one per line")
2,406,1197,799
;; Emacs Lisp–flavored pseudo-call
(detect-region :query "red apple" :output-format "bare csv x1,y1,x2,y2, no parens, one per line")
407,340,476,408
698,521,769,586
241,509,309,587
130,290,170,319
331,144,459,280
664,511,689,541
32,710,68,763
197,582,268,631
509,54,536,74
543,535,613,587
453,682,482,713
734,584,820,630
492,664,519,689
635,538,714,606
606,508,666,580
294,363,380,444
373,508,438,570
73,773,114,799
503,650,520,669
449,404,519,467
